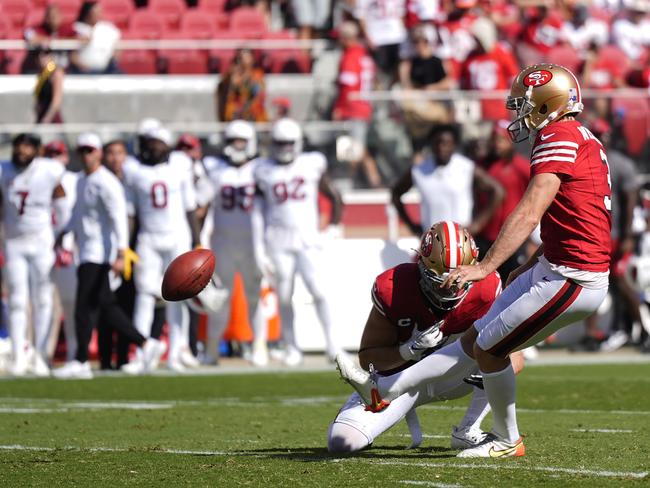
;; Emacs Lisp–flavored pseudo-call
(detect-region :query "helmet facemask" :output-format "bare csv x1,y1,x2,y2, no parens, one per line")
224,138,250,166
417,259,472,311
506,86,535,143
272,140,297,164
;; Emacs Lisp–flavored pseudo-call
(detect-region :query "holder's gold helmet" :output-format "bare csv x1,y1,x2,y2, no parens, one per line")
417,221,479,311
506,64,583,143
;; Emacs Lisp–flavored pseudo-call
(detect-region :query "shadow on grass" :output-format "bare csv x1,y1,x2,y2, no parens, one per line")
237,445,456,462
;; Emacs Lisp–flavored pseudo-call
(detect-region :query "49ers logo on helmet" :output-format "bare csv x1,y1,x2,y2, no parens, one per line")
523,70,553,87
421,231,433,257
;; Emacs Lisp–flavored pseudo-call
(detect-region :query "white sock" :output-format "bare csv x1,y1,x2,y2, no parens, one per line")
482,364,520,443
61,299,77,362
378,340,475,400
279,302,297,349
457,387,491,431
32,280,53,356
167,302,186,362
314,297,338,357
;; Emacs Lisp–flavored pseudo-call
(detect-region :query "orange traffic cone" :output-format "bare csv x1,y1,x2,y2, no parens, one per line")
223,272,254,342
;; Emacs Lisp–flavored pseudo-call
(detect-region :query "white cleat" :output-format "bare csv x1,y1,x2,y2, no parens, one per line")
9,357,29,377
121,360,145,375
456,433,525,458
251,341,269,367
451,425,489,449
142,339,166,372
167,358,186,373
334,353,389,412
52,360,93,380
283,346,303,367
180,349,200,369
31,353,51,377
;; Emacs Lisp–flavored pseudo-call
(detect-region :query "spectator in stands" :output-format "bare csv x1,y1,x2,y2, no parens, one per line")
34,47,65,124
292,0,331,40
437,0,479,74
581,119,647,352
391,124,503,237
561,1,609,55
518,5,564,66
613,0,650,64
22,4,75,74
398,24,452,154
353,0,407,83
216,49,268,122
68,1,121,75
475,120,530,285
270,97,291,120
332,21,381,188
460,17,519,125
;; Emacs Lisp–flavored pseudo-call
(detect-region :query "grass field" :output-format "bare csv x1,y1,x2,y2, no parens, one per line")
0,362,649,487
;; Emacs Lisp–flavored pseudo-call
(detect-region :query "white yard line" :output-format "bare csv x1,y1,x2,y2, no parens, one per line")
371,460,648,480
399,482,463,488
570,428,634,433
0,444,647,480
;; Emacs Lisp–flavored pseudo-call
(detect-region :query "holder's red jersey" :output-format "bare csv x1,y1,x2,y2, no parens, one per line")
371,262,502,342
531,120,612,272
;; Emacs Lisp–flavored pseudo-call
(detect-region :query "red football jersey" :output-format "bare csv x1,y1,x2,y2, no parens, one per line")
531,120,612,271
371,262,502,343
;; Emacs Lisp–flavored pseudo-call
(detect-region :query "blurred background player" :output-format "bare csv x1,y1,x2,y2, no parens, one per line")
330,222,524,453
197,120,268,366
391,124,503,237
124,127,201,372
54,133,165,379
254,118,343,365
1,134,67,376
45,140,80,363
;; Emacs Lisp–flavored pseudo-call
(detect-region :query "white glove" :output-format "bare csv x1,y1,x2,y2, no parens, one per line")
321,224,344,240
399,320,446,362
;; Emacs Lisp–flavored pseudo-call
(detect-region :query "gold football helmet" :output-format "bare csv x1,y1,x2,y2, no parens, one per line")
506,64,583,143
417,221,479,311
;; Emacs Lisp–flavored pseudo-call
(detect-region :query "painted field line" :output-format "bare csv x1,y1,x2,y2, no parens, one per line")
399,481,462,488
0,444,236,457
419,404,650,416
370,460,648,480
570,428,633,433
393,434,449,439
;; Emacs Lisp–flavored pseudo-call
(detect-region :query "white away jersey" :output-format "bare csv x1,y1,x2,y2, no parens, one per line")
254,152,326,249
0,158,64,239
199,156,257,240
124,153,196,238
411,153,475,228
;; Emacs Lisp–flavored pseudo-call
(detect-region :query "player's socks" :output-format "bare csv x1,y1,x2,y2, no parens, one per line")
61,300,77,361
314,297,339,359
166,302,187,364
134,293,155,338
482,364,520,443
279,302,297,349
9,308,27,367
457,387,490,432
33,282,53,355
377,340,475,401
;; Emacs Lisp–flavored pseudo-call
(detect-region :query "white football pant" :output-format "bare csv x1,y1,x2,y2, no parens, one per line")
5,234,55,362
206,238,263,358
269,245,339,357
52,262,77,361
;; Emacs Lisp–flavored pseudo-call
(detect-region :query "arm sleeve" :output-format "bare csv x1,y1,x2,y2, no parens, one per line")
103,175,129,251
530,129,579,178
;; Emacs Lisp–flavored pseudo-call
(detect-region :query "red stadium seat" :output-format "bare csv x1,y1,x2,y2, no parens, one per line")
98,0,135,30
0,0,30,29
148,0,186,30
24,9,47,29
612,97,650,158
180,10,216,39
207,31,237,73
546,45,581,74
165,50,208,74
198,0,227,12
128,10,165,39
229,7,266,37
262,31,310,73
48,0,82,25
3,50,26,74
118,49,158,74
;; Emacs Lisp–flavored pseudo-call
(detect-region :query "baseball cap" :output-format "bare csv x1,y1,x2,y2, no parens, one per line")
177,134,200,150
76,132,102,151
137,117,162,136
44,140,68,156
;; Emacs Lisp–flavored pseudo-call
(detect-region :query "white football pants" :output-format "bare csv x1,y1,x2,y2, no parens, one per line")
52,262,77,361
5,234,55,362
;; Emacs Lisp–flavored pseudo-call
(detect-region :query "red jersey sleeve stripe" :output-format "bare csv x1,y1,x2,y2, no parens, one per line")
532,148,577,159
531,155,577,165
532,140,579,154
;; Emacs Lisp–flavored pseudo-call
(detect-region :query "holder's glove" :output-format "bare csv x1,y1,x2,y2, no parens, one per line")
399,320,446,362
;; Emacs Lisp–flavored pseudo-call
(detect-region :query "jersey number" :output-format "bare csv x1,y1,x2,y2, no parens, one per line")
272,177,306,203
600,149,612,211
150,182,168,209
221,184,255,211
15,190,29,215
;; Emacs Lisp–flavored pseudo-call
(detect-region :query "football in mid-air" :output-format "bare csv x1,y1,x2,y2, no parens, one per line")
161,249,216,301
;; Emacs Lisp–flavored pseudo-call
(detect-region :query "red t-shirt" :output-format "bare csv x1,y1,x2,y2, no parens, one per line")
371,262,502,340
521,10,564,54
531,121,612,271
481,154,530,242
333,43,375,121
460,43,519,120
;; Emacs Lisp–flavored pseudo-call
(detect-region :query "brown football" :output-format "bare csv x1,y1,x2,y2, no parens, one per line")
161,249,216,301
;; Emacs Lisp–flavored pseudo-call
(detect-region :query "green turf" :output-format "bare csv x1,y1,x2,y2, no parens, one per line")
0,364,649,487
